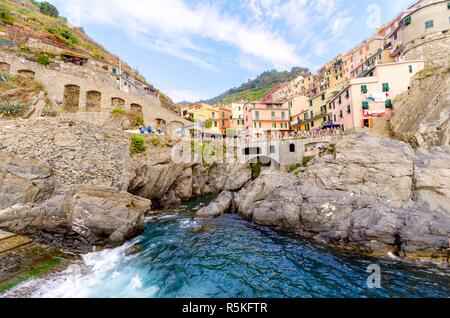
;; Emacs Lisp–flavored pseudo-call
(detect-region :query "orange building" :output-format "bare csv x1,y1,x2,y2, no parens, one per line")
212,107,232,135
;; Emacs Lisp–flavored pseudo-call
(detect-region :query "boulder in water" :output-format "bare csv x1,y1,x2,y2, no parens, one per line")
196,191,232,218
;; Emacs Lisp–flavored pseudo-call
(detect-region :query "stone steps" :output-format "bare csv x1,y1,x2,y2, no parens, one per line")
0,230,33,254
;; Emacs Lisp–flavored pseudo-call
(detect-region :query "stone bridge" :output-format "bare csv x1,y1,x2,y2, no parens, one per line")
237,135,343,167
174,135,344,169
0,52,187,132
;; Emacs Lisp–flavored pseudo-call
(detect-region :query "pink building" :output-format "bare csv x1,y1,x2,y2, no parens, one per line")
330,60,425,130
244,101,290,136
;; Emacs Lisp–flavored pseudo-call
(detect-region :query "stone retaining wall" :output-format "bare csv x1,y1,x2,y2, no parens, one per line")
0,51,187,127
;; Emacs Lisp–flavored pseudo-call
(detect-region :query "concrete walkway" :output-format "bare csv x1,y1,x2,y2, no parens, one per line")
0,230,33,254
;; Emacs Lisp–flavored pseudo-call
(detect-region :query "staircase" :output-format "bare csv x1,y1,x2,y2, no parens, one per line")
0,230,33,254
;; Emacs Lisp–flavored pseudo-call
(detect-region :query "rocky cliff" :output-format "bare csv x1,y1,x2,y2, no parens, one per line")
236,134,450,262
0,118,251,251
390,60,450,147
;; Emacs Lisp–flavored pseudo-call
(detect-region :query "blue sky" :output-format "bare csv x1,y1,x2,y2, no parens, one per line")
49,0,415,102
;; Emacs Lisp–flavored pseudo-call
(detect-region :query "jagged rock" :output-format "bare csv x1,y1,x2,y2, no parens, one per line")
0,118,252,250
0,151,55,210
0,185,151,249
413,146,450,211
390,62,450,147
302,134,415,208
237,134,450,261
65,186,151,246
197,191,232,218
192,164,251,197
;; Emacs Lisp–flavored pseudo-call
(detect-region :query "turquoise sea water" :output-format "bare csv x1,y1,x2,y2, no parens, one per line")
9,197,450,298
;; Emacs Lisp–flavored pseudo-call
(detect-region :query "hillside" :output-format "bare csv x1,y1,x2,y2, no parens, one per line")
201,67,310,105
0,0,178,113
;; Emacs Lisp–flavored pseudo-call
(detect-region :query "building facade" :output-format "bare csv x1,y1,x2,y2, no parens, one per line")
244,101,290,136
230,101,245,134
330,60,425,130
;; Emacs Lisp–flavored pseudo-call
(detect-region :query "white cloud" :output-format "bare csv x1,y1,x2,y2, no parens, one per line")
164,88,207,103
52,0,303,71
328,12,353,38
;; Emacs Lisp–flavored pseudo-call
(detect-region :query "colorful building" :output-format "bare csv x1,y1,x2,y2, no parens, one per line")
299,89,335,131
211,107,232,135
230,101,246,135
330,60,425,131
286,95,309,132
244,101,290,136
400,0,450,52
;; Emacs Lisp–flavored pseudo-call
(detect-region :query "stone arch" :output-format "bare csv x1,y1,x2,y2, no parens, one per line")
167,120,185,136
130,103,143,116
63,84,81,112
0,62,11,73
155,118,167,130
86,90,102,112
111,97,125,109
17,69,35,78
243,147,262,156
247,155,280,170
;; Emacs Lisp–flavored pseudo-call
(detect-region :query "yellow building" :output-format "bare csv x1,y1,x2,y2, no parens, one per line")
181,103,224,134
299,89,334,131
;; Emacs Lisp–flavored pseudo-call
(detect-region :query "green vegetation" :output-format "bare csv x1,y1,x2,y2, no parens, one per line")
0,101,26,117
42,104,57,117
302,156,313,167
130,135,147,154
0,4,14,25
44,25,79,47
136,114,144,126
287,163,302,174
250,163,262,179
151,137,160,147
204,118,213,129
0,73,11,82
36,54,51,65
0,256,64,294
37,1,59,18
202,67,310,104
111,107,126,115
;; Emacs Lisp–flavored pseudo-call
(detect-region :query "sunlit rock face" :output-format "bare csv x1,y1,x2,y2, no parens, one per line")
237,134,450,261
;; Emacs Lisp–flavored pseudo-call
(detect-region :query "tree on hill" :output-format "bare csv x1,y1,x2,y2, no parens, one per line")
29,1,59,18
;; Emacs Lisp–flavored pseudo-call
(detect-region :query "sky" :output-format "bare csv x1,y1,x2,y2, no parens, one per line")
49,0,415,103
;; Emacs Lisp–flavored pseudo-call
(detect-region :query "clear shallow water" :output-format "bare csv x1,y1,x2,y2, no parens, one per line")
7,197,450,298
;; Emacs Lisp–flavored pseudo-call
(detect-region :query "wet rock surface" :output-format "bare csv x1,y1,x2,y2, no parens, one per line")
0,241,69,292
197,191,232,218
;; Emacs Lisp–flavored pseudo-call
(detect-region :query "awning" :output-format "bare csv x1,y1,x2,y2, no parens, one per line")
321,123,341,129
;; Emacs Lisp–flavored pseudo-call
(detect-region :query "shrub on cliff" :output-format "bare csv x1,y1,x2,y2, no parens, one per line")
136,114,144,126
0,4,14,25
45,26,79,47
0,101,25,117
38,1,59,18
42,104,57,117
250,163,262,179
111,107,126,115
0,73,11,82
131,135,147,154
36,54,51,66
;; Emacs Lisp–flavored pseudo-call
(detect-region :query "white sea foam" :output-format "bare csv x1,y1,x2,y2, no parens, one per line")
179,219,201,229
5,237,159,298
